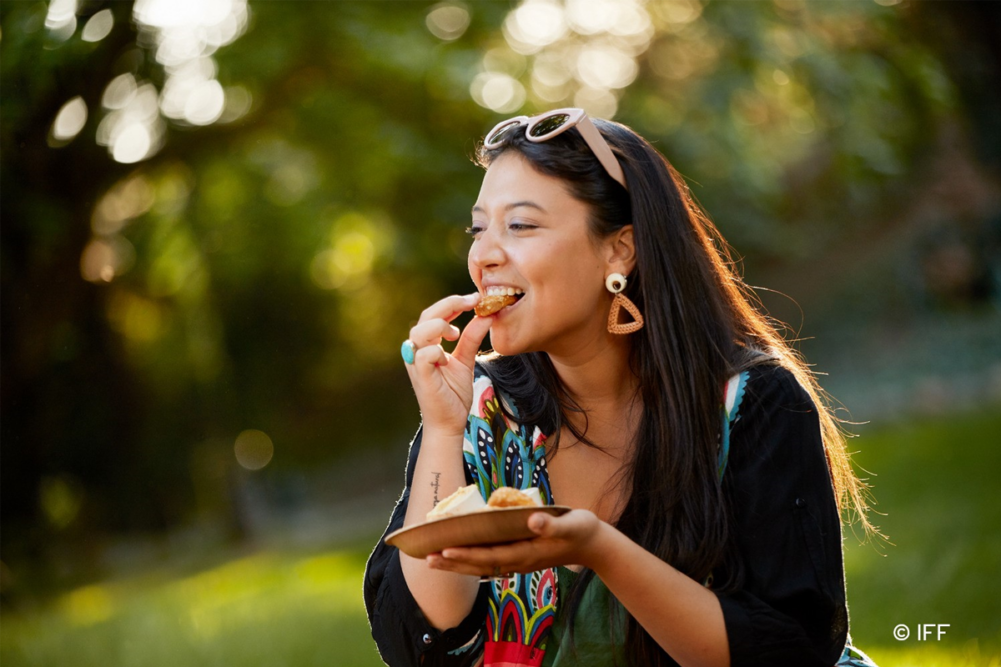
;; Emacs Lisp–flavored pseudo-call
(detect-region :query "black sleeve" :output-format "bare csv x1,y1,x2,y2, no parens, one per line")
363,427,490,666
715,366,849,667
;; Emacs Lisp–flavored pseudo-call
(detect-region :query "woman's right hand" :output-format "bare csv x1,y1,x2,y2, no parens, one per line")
404,293,494,438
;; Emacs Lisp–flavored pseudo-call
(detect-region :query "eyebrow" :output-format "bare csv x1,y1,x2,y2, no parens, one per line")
471,201,548,214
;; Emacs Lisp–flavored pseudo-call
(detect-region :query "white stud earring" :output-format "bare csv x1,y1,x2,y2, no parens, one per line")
605,273,626,294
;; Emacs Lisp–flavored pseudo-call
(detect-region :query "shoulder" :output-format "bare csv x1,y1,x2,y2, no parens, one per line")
728,363,827,475
739,363,817,420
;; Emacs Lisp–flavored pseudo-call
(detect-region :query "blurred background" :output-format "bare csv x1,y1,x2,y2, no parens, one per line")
2,0,999,665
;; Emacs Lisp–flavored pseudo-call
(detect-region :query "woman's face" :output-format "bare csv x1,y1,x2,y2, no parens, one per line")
468,151,620,358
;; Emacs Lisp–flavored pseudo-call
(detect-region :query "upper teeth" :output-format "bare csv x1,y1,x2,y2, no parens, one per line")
485,286,524,297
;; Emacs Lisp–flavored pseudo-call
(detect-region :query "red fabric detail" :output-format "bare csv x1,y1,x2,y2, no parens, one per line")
483,640,546,667
498,597,525,642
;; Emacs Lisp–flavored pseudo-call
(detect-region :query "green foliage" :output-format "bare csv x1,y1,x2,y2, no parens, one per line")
2,0,997,589
620,0,957,259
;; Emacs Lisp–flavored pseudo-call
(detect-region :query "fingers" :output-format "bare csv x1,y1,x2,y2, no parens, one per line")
428,545,525,578
409,319,460,348
440,543,525,566
425,554,488,577
451,315,494,367
412,344,448,375
418,293,480,326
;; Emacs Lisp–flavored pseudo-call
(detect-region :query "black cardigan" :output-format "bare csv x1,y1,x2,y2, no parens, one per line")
364,365,849,666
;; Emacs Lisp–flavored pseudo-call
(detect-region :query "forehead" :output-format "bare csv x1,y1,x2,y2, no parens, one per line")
473,151,578,212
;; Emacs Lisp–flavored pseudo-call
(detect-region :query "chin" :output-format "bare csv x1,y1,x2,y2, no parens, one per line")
487,331,531,357
488,337,519,357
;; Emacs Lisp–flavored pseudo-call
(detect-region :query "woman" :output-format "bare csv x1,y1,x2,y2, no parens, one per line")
364,109,877,667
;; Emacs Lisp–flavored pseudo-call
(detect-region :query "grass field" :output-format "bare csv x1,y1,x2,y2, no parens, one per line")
2,409,999,667
840,408,1001,667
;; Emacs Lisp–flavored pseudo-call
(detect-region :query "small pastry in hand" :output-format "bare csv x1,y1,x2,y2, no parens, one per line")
487,486,542,509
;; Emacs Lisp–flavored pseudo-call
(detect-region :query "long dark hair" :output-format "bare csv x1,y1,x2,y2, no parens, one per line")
473,117,874,665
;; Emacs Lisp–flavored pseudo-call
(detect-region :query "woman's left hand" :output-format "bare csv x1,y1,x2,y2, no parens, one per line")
426,509,607,576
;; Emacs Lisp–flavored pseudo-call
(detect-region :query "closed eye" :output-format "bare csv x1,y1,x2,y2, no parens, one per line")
465,222,537,236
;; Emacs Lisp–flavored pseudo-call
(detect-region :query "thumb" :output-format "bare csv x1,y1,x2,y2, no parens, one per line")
528,512,558,537
452,315,493,367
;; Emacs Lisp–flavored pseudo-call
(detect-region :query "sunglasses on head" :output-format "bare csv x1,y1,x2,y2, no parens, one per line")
484,108,628,191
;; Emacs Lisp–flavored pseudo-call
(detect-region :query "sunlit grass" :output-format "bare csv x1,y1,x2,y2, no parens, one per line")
864,644,1001,667
842,408,1001,665
2,409,1000,667
1,547,386,667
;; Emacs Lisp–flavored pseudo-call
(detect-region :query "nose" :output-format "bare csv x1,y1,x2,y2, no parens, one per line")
468,224,505,271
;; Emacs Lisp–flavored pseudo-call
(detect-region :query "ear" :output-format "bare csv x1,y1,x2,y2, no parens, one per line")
604,225,636,276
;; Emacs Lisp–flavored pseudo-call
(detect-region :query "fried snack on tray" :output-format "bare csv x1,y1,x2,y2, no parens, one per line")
474,294,517,317
487,486,539,509
426,485,542,521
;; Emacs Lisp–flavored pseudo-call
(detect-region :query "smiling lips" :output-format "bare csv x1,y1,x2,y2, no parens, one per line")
474,286,524,316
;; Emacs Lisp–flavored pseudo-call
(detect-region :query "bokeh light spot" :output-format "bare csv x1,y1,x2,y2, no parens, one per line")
46,0,77,27
576,43,638,90
513,0,566,47
483,47,527,78
566,0,621,36
106,291,166,343
112,123,153,163
574,86,618,119
49,96,88,145
311,232,376,290
59,585,115,627
102,73,138,110
652,0,703,26
92,174,155,235
219,85,252,123
40,476,83,529
234,429,274,471
471,72,526,113
98,82,164,163
80,236,136,283
45,0,78,42
183,79,225,125
81,9,114,42
426,2,470,41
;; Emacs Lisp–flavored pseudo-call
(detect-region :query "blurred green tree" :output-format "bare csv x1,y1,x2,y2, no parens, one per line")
2,0,997,585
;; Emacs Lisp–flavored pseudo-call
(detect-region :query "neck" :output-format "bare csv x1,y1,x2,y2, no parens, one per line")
547,332,639,415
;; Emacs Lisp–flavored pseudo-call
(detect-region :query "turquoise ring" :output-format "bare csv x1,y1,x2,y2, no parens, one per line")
401,339,417,365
